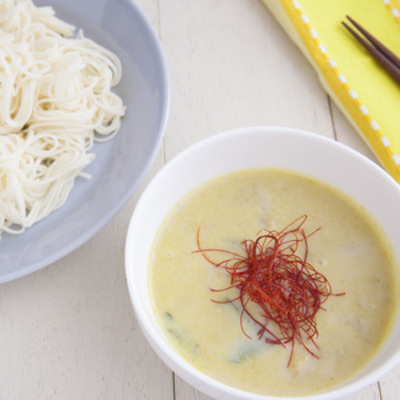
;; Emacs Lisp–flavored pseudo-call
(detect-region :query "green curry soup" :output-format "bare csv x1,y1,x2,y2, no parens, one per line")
149,169,399,396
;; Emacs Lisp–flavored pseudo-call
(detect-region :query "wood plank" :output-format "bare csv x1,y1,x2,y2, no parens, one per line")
0,2,173,399
379,363,400,400
159,0,335,163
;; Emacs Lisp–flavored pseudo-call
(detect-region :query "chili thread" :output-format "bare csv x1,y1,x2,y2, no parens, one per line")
195,215,344,366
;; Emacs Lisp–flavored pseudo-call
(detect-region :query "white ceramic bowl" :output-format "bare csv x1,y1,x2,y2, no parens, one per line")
125,126,400,400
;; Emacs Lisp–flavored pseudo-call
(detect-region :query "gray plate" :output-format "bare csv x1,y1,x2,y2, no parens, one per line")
0,0,170,282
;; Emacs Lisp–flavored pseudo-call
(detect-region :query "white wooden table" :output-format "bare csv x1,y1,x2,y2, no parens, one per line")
1,1,399,399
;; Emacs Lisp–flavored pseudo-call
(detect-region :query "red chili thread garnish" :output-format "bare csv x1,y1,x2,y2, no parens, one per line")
195,215,345,367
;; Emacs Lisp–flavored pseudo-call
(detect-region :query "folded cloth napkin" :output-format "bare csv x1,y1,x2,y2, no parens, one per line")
262,0,400,183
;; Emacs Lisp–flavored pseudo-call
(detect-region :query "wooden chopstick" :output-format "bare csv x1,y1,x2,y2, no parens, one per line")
346,16,400,69
342,16,400,85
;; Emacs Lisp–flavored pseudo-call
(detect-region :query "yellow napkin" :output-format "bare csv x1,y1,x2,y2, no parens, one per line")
262,0,400,182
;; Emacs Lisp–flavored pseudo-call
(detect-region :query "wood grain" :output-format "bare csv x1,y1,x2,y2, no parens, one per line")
0,0,397,399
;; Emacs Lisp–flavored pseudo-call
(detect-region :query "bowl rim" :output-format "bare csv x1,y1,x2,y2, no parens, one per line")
125,125,400,400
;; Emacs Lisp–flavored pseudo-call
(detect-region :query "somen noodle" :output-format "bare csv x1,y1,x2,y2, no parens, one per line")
0,0,126,237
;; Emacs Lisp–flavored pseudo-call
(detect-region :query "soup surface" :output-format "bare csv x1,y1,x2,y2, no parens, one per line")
149,169,399,396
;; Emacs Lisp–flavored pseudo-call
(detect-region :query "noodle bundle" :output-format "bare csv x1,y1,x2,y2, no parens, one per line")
0,0,126,237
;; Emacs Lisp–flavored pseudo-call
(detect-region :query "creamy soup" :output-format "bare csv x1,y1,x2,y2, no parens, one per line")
149,169,399,396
